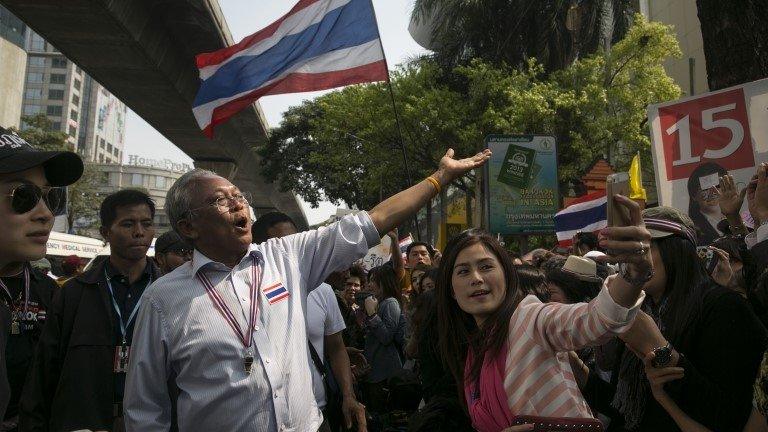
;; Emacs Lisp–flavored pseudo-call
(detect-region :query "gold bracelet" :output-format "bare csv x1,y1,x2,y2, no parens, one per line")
425,176,441,194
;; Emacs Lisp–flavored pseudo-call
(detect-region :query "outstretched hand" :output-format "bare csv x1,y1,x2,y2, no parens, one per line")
718,174,746,217
435,148,491,185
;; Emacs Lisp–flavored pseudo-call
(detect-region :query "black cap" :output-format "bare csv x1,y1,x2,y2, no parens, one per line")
0,126,84,186
155,231,192,255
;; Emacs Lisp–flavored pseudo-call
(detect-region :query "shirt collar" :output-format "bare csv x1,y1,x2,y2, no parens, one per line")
105,257,153,281
192,244,262,276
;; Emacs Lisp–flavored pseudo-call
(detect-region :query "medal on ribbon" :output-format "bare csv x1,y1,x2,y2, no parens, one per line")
197,256,262,374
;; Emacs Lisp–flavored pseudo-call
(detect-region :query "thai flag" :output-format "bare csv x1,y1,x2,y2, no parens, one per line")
263,282,290,305
193,0,389,137
554,191,608,247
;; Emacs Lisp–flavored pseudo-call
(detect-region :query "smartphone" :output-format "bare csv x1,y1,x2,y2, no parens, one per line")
696,246,719,274
606,172,631,227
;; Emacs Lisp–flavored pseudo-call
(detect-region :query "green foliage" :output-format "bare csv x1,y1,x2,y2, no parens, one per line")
260,60,479,210
14,114,102,234
260,15,681,211
411,0,636,71
456,14,682,182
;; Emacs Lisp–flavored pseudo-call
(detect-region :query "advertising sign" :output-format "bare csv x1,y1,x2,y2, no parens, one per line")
484,135,559,235
46,232,104,259
648,77,768,244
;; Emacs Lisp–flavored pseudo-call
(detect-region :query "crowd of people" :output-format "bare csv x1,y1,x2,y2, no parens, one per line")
4,123,768,432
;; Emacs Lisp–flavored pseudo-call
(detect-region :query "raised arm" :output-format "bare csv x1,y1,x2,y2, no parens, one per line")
387,230,403,276
368,149,490,235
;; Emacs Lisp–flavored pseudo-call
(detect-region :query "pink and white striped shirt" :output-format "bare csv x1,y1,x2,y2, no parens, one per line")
466,276,644,432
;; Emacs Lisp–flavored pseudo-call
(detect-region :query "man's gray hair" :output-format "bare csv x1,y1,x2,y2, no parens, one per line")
166,168,220,234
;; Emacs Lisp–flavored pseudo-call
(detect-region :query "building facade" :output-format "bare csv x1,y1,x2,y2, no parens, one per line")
0,5,26,129
638,0,709,96
85,158,192,234
20,29,126,161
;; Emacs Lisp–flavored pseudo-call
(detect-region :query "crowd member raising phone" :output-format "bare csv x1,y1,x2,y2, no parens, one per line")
435,193,652,432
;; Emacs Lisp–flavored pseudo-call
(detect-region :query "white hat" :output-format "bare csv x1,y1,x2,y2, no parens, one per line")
561,255,602,283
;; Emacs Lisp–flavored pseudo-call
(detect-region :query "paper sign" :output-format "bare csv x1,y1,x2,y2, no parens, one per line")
698,173,720,190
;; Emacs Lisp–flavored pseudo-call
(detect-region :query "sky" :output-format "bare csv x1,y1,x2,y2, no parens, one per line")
123,0,428,225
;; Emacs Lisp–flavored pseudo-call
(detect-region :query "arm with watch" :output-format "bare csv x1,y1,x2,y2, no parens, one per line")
621,291,767,431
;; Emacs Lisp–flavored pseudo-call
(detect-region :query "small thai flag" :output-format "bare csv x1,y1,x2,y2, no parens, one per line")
263,282,290,305
554,191,607,247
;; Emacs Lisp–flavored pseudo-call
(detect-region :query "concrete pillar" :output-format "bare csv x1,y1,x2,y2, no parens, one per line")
194,158,238,180
0,38,26,128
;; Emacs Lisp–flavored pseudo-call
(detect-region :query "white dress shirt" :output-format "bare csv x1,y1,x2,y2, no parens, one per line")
124,212,380,432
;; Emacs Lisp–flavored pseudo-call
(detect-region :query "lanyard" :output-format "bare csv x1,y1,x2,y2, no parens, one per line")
0,266,30,314
104,270,151,345
196,256,261,350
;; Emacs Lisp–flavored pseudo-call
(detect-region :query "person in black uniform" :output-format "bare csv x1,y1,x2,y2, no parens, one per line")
20,189,159,432
0,126,83,431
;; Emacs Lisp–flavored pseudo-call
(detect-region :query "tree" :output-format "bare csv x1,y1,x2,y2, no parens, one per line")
411,0,637,71
259,60,479,212
14,114,102,234
457,14,681,184
696,0,768,90
260,15,681,220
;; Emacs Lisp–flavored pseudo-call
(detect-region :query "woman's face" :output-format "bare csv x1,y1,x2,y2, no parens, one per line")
420,276,436,293
451,242,506,326
547,282,569,304
694,186,720,211
642,243,667,300
410,269,425,291
369,277,382,299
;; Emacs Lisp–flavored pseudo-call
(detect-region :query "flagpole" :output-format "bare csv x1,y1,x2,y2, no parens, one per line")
369,0,422,240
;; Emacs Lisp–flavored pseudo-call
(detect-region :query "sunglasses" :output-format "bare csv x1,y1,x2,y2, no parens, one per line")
5,183,67,216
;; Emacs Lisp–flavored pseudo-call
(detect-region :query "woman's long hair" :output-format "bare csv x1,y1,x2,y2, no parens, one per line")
436,229,525,395
653,235,707,345
514,264,550,302
612,232,709,427
368,265,403,306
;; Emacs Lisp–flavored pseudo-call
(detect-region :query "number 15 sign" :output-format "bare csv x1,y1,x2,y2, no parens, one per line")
648,77,768,209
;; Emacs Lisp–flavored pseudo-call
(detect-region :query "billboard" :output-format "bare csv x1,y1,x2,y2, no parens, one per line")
484,135,559,235
648,77,768,244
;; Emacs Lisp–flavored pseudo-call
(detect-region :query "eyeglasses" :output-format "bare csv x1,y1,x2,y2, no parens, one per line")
698,187,719,201
186,192,252,216
4,183,67,215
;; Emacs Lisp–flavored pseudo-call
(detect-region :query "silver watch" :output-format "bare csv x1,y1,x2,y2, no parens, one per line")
619,263,654,286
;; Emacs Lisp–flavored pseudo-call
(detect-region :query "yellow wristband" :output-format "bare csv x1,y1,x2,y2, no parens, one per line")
426,176,441,194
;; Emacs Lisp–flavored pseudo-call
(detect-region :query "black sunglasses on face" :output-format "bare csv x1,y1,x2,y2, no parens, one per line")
5,183,67,216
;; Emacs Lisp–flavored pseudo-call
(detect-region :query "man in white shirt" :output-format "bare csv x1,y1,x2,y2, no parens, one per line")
123,148,490,432
253,211,365,431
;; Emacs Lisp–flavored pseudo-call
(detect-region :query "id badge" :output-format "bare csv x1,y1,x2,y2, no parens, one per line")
11,320,20,335
113,345,131,373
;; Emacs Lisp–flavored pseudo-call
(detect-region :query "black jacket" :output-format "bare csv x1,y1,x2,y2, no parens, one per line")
587,284,767,432
2,268,56,421
0,293,10,421
19,256,159,432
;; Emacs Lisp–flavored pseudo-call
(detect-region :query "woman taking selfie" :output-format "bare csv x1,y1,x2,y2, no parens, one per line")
436,195,650,432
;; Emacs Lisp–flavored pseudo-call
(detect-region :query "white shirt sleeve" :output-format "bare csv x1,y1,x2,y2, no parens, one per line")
124,293,173,432
280,211,381,292
321,285,346,336
746,223,768,249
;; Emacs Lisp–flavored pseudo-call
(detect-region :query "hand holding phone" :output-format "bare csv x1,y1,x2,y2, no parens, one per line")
607,173,631,228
